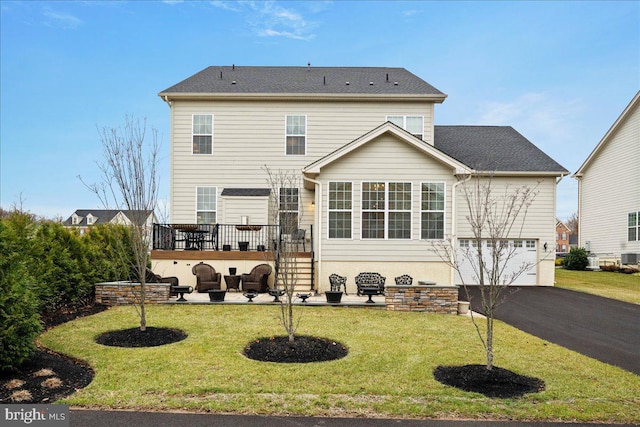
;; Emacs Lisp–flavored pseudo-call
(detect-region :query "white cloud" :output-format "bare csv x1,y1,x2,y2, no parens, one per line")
42,8,83,29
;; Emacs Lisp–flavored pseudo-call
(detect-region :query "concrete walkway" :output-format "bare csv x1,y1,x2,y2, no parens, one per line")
461,286,640,375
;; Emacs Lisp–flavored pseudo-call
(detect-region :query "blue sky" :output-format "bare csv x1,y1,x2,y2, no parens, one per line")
1,1,638,221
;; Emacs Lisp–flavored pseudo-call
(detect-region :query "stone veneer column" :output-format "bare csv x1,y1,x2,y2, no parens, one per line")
384,284,459,314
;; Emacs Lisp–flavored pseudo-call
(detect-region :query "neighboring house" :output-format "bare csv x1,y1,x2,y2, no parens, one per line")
154,65,568,291
64,209,157,247
574,91,640,266
556,219,571,254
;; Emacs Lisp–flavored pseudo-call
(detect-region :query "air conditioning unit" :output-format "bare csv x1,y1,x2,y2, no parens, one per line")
621,253,640,265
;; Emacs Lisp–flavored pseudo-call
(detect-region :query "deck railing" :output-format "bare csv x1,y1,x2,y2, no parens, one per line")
152,223,310,252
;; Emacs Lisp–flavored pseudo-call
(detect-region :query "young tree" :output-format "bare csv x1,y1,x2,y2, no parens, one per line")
83,115,160,331
566,211,579,240
433,176,540,370
263,166,304,345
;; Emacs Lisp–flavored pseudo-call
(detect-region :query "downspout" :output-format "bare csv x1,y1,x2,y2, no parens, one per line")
450,171,472,285
303,175,322,294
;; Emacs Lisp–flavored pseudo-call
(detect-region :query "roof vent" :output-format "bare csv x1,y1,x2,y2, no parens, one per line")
369,81,374,85
394,82,399,85
232,81,237,85
345,81,350,85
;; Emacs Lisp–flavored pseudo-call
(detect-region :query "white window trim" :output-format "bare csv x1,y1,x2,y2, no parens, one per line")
195,186,217,224
420,181,446,240
327,181,354,240
360,181,413,240
192,114,213,155
285,114,307,156
629,211,639,242
278,187,300,230
386,115,424,139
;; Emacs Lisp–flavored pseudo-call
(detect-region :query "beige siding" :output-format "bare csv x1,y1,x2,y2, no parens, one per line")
170,99,434,223
316,132,455,263
580,103,640,256
220,196,269,225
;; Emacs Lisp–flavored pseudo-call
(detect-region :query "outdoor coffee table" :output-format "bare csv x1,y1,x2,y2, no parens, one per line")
360,287,379,304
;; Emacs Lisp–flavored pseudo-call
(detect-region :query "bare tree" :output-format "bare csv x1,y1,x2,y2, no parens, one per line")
566,211,579,238
82,115,160,331
263,166,304,345
433,176,540,370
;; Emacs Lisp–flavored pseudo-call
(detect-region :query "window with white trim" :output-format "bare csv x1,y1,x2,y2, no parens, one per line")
285,115,306,155
361,182,411,239
279,188,299,233
196,187,217,224
192,114,213,154
386,115,424,139
629,212,639,241
421,182,445,239
328,182,352,239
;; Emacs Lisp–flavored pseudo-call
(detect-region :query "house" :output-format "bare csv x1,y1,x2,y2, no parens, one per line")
556,219,571,254
64,209,157,246
573,91,640,266
153,65,568,292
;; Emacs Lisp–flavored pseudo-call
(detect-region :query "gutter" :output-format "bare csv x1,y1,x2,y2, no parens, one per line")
303,175,322,294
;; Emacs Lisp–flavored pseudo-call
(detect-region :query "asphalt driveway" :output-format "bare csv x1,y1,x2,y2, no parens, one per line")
460,286,640,375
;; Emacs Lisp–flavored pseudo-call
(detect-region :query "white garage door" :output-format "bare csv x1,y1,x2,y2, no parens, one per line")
455,239,538,286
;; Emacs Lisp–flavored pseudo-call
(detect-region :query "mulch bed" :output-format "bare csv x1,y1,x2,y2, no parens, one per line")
434,364,545,398
95,327,187,347
244,335,348,363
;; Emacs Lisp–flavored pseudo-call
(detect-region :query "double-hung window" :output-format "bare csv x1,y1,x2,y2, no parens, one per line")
328,182,352,239
279,188,299,233
386,115,424,139
629,212,639,241
286,115,306,155
421,182,445,239
196,187,217,224
192,114,213,154
361,182,411,239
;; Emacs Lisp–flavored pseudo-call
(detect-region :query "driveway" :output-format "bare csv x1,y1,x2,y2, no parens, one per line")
460,286,640,375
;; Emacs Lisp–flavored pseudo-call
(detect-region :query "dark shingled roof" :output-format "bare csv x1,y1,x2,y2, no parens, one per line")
434,126,568,173
221,188,271,197
63,209,153,227
160,66,445,97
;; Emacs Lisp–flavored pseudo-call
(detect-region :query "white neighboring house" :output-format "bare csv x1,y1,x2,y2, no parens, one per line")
155,65,568,291
574,91,640,266
64,209,157,249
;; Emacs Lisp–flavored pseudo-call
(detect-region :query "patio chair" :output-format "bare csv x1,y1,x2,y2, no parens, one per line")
329,274,347,294
191,262,222,292
394,274,413,286
290,228,306,251
241,263,272,293
144,268,180,296
354,272,386,296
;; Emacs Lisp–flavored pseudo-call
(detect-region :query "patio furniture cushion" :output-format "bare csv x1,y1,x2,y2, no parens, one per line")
191,262,222,292
241,263,272,293
354,272,386,296
144,268,180,296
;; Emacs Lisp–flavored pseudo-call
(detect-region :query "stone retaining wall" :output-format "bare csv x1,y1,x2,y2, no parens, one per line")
385,284,459,314
95,282,171,306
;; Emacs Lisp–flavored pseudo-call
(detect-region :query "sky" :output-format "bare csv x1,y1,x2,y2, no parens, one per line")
1,0,638,222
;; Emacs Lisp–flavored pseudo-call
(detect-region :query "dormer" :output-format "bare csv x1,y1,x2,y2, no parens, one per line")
71,213,82,225
86,214,96,225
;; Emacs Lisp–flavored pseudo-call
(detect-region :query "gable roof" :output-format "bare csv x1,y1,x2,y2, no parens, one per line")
574,90,640,176
63,209,154,227
159,66,446,101
435,126,568,174
303,122,469,175
304,123,568,176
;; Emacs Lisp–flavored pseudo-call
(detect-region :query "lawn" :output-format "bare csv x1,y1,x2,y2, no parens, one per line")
555,268,640,304
39,305,639,423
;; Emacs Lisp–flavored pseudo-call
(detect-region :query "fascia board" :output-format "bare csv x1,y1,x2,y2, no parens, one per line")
158,92,447,103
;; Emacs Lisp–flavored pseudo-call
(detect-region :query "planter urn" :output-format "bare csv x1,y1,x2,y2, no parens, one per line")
325,291,343,304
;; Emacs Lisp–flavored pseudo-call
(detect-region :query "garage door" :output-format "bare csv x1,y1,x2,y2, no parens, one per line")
455,239,538,286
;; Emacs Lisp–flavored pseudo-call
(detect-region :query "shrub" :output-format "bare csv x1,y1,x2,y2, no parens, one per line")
555,258,564,267
0,213,42,371
563,247,590,271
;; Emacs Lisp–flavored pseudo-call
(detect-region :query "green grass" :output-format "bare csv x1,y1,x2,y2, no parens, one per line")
555,268,640,304
39,305,639,423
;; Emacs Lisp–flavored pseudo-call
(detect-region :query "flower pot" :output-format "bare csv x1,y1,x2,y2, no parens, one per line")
208,290,226,302
229,267,237,275
223,244,231,251
458,301,470,315
238,241,249,251
325,291,343,304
